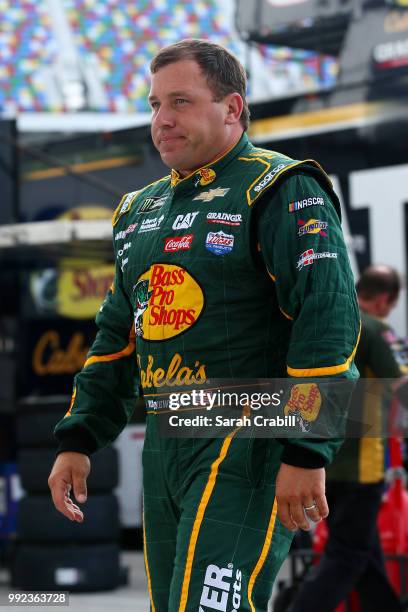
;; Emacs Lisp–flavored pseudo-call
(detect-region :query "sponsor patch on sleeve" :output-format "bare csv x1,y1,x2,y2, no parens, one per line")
289,196,325,212
297,249,337,270
284,383,322,431
297,218,328,237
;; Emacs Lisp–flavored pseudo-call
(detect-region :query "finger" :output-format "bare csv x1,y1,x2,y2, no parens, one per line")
69,504,84,522
290,500,311,531
277,500,298,531
303,500,321,523
64,496,81,510
315,494,329,519
51,479,77,521
72,475,87,504
64,496,84,522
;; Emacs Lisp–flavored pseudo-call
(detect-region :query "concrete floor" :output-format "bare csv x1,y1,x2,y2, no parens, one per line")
0,551,290,611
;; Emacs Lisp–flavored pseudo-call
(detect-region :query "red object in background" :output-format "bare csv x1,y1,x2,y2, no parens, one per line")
377,476,408,594
377,436,408,596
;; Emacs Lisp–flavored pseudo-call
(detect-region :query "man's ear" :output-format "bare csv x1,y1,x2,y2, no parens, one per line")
224,93,244,125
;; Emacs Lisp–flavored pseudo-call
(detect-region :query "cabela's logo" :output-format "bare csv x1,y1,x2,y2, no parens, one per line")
138,353,207,388
133,263,205,341
32,331,89,376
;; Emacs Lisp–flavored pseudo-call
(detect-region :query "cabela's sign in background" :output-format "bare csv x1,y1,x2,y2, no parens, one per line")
20,318,94,397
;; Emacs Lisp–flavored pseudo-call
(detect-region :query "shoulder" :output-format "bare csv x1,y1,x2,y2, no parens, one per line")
359,311,402,377
362,312,397,349
362,311,387,336
112,175,171,226
236,143,334,208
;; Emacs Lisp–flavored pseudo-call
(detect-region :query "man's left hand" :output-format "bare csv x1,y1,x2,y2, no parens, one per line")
275,463,328,531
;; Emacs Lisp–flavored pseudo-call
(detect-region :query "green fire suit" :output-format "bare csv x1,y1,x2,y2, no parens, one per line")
54,133,360,611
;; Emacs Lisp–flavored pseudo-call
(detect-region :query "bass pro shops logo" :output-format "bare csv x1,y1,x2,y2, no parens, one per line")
194,167,217,187
284,383,322,432
133,263,204,341
200,563,242,612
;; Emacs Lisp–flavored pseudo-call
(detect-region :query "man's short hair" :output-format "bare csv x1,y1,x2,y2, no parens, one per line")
150,39,250,131
356,265,401,303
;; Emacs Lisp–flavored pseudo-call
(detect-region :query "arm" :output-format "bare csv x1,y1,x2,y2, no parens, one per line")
49,229,138,521
258,170,360,529
53,270,137,454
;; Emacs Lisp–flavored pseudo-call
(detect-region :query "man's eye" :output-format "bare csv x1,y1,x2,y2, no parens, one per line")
175,99,188,105
150,101,160,110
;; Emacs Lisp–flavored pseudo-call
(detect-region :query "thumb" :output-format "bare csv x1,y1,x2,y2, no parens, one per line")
72,474,87,504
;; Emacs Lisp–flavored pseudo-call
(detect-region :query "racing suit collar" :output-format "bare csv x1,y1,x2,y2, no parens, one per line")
170,132,249,189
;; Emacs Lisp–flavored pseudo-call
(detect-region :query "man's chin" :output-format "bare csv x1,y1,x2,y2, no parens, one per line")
159,152,188,171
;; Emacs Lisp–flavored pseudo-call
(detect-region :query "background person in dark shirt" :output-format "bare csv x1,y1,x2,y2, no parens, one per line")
288,264,404,612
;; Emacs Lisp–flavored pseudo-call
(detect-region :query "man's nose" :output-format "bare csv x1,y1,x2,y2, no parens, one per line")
154,104,176,127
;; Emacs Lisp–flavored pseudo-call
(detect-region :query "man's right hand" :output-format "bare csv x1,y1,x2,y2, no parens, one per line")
48,452,90,522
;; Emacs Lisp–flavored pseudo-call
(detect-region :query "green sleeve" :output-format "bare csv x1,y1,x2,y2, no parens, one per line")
53,233,138,453
258,171,360,465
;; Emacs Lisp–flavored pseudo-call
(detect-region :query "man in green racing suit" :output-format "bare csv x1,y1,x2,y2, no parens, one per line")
48,39,360,611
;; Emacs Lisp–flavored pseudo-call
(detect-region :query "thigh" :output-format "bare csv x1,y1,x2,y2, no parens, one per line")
168,436,294,612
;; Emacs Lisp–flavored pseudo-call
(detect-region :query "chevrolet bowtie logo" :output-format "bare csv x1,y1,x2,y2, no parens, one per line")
193,188,230,202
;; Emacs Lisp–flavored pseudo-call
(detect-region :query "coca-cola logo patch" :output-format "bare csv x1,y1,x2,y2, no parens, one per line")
164,234,194,253
205,231,235,256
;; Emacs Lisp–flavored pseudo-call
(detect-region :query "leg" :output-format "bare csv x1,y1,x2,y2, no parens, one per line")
355,529,402,612
168,436,294,611
143,425,179,611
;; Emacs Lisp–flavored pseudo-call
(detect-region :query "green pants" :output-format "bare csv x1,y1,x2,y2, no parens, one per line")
142,416,293,611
